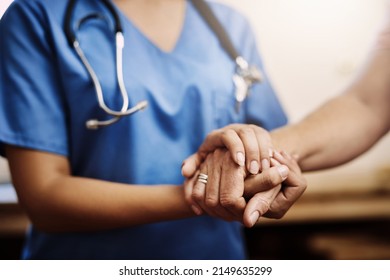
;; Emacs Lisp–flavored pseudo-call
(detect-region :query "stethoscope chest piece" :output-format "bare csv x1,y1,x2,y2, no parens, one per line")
65,0,264,127
233,56,263,112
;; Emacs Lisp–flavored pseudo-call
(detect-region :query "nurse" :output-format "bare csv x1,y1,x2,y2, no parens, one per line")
1,0,290,259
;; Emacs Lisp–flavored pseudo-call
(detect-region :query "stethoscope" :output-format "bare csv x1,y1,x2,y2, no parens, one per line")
64,0,263,129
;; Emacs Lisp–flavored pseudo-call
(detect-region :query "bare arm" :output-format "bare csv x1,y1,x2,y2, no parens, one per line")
6,146,193,233
180,15,390,220
272,32,390,171
182,14,390,174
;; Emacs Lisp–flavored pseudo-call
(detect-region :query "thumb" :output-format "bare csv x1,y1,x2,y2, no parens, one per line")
181,153,202,178
243,185,281,228
244,165,288,197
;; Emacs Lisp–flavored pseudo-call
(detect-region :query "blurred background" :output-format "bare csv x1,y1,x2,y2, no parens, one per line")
0,0,389,260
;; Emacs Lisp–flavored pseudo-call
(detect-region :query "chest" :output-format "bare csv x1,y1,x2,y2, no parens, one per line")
111,0,186,53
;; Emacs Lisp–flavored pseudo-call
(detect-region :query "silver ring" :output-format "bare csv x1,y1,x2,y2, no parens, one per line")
197,173,208,184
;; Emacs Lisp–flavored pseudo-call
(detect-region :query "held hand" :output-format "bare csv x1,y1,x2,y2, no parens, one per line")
244,151,307,227
182,124,274,178
183,149,247,222
183,148,290,224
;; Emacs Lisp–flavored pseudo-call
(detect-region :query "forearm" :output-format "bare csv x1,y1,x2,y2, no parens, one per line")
271,93,389,171
7,146,193,233
271,21,390,171
30,177,193,233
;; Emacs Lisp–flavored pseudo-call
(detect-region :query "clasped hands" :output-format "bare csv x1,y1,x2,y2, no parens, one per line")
181,124,307,228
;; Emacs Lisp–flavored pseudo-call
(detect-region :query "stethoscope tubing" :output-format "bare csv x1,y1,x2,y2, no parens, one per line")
64,0,261,129
65,0,147,129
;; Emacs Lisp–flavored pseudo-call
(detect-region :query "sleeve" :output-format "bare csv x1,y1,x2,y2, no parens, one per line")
0,1,69,158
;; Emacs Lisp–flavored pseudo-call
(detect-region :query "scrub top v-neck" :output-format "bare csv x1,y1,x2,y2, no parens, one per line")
114,1,189,55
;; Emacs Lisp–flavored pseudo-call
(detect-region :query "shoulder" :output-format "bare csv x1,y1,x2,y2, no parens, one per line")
5,0,55,13
2,0,68,22
206,1,252,30
202,0,256,46
1,0,72,42
200,1,258,55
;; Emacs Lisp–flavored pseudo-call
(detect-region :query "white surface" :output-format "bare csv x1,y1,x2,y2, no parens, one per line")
0,183,18,203
0,158,10,183
0,0,13,19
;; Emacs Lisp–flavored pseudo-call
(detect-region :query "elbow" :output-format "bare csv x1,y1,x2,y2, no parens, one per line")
21,201,64,233
16,189,72,233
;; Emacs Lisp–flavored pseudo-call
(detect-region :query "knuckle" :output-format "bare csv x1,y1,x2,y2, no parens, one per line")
204,196,219,208
184,191,192,204
223,151,232,161
264,175,278,188
191,190,204,203
250,124,266,134
222,151,234,166
205,153,213,162
219,195,236,208
272,211,285,219
221,129,236,141
237,127,253,137
248,124,261,131
214,148,224,158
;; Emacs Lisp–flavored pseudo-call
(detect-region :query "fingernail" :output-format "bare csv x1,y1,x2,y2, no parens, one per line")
249,160,259,174
237,152,245,167
261,158,270,170
191,205,202,216
277,165,289,180
269,148,274,158
249,211,260,227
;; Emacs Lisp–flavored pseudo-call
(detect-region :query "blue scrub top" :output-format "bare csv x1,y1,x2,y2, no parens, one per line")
0,0,287,259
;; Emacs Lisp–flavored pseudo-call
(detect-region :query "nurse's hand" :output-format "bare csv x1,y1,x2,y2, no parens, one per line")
182,124,274,178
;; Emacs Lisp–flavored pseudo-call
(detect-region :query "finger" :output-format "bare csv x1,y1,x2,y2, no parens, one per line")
183,177,194,205
219,152,247,219
273,150,301,174
204,150,222,209
280,150,301,173
252,125,273,171
264,153,307,219
181,153,202,178
244,165,289,197
183,174,203,215
203,150,243,221
235,126,260,175
198,128,246,167
263,182,306,219
243,185,281,228
191,164,209,215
